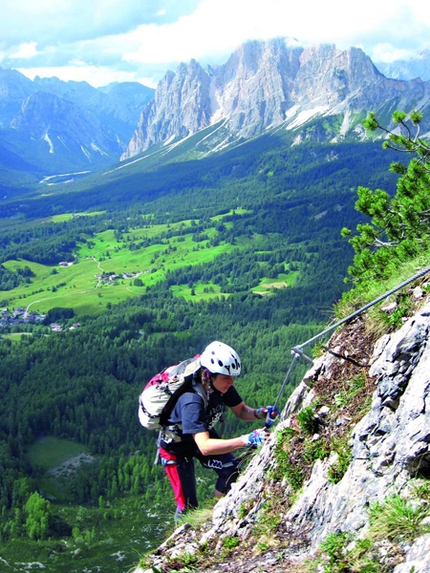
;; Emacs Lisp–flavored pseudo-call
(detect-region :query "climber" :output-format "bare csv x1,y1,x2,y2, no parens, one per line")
158,340,280,520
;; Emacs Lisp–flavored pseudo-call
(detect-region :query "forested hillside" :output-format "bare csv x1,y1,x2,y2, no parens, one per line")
0,132,401,571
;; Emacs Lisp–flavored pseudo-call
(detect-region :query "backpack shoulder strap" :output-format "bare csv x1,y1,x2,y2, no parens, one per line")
192,380,209,410
159,372,208,427
158,375,193,427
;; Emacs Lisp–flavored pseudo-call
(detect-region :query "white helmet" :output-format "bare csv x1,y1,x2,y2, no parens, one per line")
200,341,242,376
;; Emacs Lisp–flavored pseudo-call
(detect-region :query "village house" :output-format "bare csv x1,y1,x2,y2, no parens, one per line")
0,308,47,329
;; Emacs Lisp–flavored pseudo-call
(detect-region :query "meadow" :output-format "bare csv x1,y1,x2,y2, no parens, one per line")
1,208,292,316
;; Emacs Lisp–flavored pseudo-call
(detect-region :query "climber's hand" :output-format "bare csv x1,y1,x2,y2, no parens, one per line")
254,407,266,419
265,406,281,425
254,406,281,425
241,428,270,448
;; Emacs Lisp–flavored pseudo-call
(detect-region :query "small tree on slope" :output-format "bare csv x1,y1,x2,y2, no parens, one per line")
342,110,430,288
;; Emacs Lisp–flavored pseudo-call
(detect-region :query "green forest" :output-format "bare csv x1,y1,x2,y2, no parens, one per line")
0,129,408,571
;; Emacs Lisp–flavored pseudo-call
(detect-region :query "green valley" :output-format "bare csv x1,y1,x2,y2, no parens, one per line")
0,133,404,572
1,210,253,314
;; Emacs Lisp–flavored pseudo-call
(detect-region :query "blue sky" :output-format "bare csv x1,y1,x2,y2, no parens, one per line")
1,0,429,88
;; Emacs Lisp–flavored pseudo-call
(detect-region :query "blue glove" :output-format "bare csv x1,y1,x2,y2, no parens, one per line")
254,406,281,422
242,429,268,447
266,406,281,421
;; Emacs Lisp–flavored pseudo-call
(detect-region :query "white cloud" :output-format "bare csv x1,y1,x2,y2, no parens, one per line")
2,0,430,87
371,44,419,64
9,41,38,59
122,0,430,67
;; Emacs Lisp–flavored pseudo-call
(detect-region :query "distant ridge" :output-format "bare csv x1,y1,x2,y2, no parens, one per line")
1,39,430,180
123,38,430,160
0,67,154,177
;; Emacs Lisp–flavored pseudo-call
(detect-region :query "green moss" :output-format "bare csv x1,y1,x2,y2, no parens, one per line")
271,428,305,491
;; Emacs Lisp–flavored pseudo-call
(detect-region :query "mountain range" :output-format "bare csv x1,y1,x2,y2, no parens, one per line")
1,38,430,184
376,48,430,81
0,68,154,176
123,40,430,161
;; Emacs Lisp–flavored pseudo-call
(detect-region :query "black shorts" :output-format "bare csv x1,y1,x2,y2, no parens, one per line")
159,445,240,511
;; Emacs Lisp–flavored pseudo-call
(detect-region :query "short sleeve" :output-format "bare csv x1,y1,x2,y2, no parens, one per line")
174,392,208,435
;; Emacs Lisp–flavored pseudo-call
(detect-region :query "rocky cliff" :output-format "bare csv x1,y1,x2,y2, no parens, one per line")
137,282,430,572
123,39,430,160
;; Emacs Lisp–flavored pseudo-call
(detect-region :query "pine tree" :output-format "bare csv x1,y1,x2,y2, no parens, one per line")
342,110,430,286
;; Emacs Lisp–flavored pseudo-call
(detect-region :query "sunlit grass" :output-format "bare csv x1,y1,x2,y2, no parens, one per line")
171,281,224,300
0,209,294,316
252,271,299,295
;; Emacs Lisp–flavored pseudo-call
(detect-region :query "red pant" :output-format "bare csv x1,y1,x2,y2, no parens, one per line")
159,445,239,511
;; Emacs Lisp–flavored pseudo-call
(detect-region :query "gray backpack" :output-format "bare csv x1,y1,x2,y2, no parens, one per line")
138,356,203,431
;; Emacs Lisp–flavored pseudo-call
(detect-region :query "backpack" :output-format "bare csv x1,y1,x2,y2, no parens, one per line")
138,355,204,431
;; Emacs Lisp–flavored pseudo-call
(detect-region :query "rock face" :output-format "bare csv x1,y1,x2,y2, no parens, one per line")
123,38,430,160
279,300,430,560
125,60,213,157
140,293,430,573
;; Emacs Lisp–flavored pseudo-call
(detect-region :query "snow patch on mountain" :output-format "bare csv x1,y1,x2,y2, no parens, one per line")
285,106,328,130
43,133,54,154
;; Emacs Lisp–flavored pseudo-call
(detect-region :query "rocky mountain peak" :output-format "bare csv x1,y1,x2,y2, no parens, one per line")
123,38,303,158
125,58,212,157
122,39,430,161
291,44,381,109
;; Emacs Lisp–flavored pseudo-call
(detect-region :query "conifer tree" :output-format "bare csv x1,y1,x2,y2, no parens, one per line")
342,110,430,286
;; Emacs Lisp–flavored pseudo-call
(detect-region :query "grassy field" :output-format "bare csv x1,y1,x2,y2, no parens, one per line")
1,209,291,316
252,271,299,296
25,436,93,502
26,436,89,469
